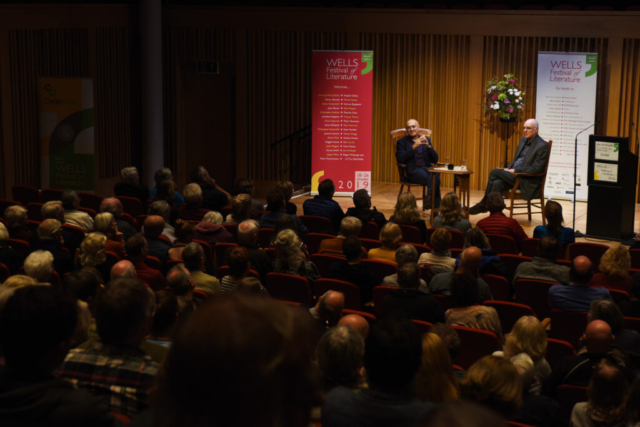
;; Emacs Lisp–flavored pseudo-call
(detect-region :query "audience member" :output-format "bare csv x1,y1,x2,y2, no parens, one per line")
4,205,31,242
476,192,528,250
0,223,24,275
533,200,575,246
428,246,494,301
61,190,94,232
41,200,81,254
390,192,427,244
99,197,137,241
414,333,459,403
418,228,456,271
36,219,74,276
76,232,115,283
326,235,378,304
548,256,611,312
147,200,176,244
619,273,640,318
460,355,522,419
23,250,54,284
167,219,195,260
124,234,168,291
235,276,266,297
149,167,185,206
432,192,472,235
223,219,271,281
110,259,137,280
337,314,370,339
58,278,158,417
383,244,429,292
63,267,103,315
113,166,149,203
588,299,640,352
142,215,171,261
225,193,253,224
590,245,632,293
316,325,365,393
421,400,508,427
513,236,569,285
220,246,269,297
182,241,220,296
270,213,300,244
626,376,640,425
345,188,387,229
194,210,234,245
234,179,264,217
318,216,368,258
368,222,402,263
429,322,463,380
0,286,115,426
460,227,511,283
273,229,320,285
190,165,231,212
2,274,38,289
94,212,126,259
146,290,178,348
166,263,195,302
445,273,503,343
177,183,211,221
154,179,180,221
309,290,345,330
303,179,345,233
277,180,297,216
322,316,435,427
260,188,308,238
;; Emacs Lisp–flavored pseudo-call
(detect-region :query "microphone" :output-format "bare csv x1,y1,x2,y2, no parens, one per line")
575,121,600,139
572,120,599,235
632,122,639,155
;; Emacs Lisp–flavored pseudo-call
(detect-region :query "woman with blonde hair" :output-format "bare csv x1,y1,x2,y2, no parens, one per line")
226,194,253,225
94,212,126,259
390,192,428,244
415,333,459,403
432,192,471,234
76,232,114,282
273,229,319,285
533,200,575,246
168,219,195,261
591,246,632,293
368,222,403,263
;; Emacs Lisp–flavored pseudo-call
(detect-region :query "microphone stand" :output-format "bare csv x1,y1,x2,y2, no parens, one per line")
573,121,599,237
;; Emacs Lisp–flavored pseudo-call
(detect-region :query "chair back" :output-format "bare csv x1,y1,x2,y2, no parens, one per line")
420,264,437,284
264,272,311,304
372,285,396,316
166,259,184,270
567,242,609,271
311,253,345,278
26,202,44,222
221,206,232,219
136,215,147,231
116,196,145,218
546,338,576,369
400,242,431,256
556,385,588,417
514,278,558,320
397,224,422,244
192,289,209,302
451,326,500,370
484,300,535,333
361,259,397,286
12,185,41,205
315,278,362,310
450,248,463,259
299,215,334,235
522,237,565,260
7,238,31,258
360,238,382,252
79,207,97,219
258,228,274,249
78,192,104,212
359,221,379,240
487,234,519,255
41,188,64,202
303,232,334,255
507,422,536,427
500,254,532,281
145,256,162,271
342,308,376,324
105,250,120,266
0,263,10,282
412,319,433,335
217,265,260,280
27,220,40,234
193,239,214,268
630,249,640,270
61,224,86,244
624,316,640,334
481,274,510,302
549,309,589,350
214,242,236,267
223,223,238,242
432,293,455,311
264,247,276,263
608,288,630,304
120,213,137,229
448,229,465,249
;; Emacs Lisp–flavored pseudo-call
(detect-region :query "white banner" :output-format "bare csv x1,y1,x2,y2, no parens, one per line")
536,52,598,201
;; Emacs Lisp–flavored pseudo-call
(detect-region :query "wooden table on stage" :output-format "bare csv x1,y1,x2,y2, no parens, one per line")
430,167,474,224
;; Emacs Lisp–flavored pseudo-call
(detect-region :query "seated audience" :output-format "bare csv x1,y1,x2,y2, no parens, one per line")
418,227,457,271
319,216,368,258
146,290,178,348
99,197,137,241
548,256,611,312
58,278,158,417
225,193,253,224
220,246,269,297
428,246,494,301
194,210,234,245
368,222,402,263
167,219,195,261
124,234,168,291
382,262,445,324
149,167,185,207
326,236,378,304
36,219,74,276
432,192,472,235
24,250,54,284
190,166,231,212
383,244,429,293
513,236,569,285
414,333,459,403
166,263,195,303
110,259,137,280
316,325,365,393
421,400,508,427
571,359,629,427
322,317,435,427
429,322,464,380
619,273,640,318
476,192,528,251
94,212,126,259
61,190,94,232
4,205,31,242
63,268,104,309
2,274,37,288
302,178,345,233
390,192,427,244
182,241,220,296
590,245,632,293
445,273,503,343
178,183,211,221
41,200,81,254
147,200,176,244
154,179,180,221
0,222,24,275
260,188,308,238
533,200,575,246
234,179,264,217
588,299,640,352
277,180,297,216
223,219,271,281
345,188,387,229
142,215,171,261
0,286,115,426
149,295,318,427
626,377,640,426
337,313,370,339
113,166,149,203
76,232,115,283
309,290,345,331
273,229,320,285
460,356,522,419
459,227,511,283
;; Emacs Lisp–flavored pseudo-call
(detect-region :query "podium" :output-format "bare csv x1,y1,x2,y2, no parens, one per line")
586,135,638,240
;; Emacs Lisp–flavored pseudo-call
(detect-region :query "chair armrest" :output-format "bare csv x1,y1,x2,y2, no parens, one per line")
397,163,407,167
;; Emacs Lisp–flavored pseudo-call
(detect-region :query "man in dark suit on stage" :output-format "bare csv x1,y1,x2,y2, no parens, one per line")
469,118,549,215
395,119,441,208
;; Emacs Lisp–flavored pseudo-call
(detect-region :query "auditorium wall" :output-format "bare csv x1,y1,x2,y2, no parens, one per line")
1,5,640,200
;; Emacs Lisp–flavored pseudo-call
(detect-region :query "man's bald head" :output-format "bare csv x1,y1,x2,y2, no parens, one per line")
144,215,165,238
570,256,593,286
406,119,419,128
338,314,370,339
459,246,482,276
584,320,614,354
100,197,123,218
110,260,137,279
237,219,259,245
317,291,345,326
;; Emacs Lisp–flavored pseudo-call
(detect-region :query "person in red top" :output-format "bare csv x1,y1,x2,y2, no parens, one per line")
125,233,168,292
476,192,528,251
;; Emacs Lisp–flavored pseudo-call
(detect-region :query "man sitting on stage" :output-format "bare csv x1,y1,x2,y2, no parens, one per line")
469,118,549,215
395,119,441,208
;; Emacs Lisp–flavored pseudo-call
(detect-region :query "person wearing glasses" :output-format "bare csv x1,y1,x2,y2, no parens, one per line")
469,119,549,215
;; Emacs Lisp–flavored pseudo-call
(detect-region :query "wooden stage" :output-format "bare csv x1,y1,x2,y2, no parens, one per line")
291,181,638,249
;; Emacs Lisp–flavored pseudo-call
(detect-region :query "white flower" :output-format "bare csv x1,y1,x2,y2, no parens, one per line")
515,99,520,103
487,88,492,94
515,90,521,96
491,86,497,91
508,89,513,94
492,103,500,110
518,96,522,101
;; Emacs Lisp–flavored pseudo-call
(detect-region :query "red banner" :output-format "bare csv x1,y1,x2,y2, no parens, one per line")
311,51,373,196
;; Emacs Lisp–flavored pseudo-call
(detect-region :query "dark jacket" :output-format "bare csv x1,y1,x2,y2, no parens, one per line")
327,260,379,304
382,288,446,324
508,135,549,200
346,206,387,230
200,185,228,213
396,135,439,176
114,182,149,204
37,240,75,277
302,195,345,233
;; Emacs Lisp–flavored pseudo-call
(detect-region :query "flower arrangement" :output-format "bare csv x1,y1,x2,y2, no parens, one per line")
483,74,526,120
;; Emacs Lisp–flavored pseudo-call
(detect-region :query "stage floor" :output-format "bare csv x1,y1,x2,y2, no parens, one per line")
291,181,636,249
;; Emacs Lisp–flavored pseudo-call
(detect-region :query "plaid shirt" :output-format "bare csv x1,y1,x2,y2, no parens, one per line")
58,341,158,417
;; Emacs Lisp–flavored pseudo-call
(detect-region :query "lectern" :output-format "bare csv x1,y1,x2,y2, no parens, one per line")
586,135,638,240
